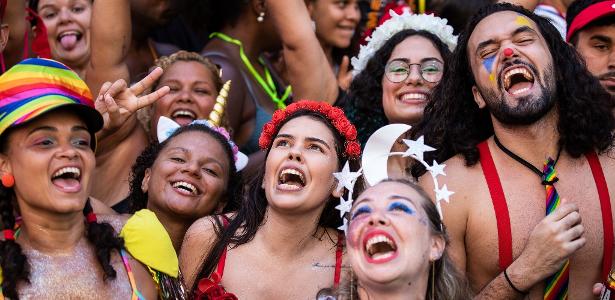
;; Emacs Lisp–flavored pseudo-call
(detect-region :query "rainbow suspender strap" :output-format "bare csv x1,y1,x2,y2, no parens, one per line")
543,158,569,300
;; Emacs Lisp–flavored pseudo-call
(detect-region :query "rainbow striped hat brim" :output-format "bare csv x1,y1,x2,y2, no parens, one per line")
0,58,103,148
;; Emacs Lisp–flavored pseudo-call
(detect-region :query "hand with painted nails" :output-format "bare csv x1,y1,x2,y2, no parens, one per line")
95,67,170,139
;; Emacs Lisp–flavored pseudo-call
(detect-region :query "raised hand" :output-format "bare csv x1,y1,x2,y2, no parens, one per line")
95,67,170,136
507,198,586,291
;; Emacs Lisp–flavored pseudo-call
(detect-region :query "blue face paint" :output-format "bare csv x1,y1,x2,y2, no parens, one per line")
351,206,372,220
388,201,415,215
483,55,496,75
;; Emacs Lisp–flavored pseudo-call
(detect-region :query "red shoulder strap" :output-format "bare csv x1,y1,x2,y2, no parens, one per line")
333,232,344,287
585,151,614,279
478,140,514,270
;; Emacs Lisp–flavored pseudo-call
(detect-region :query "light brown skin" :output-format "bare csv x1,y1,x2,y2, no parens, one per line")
574,25,615,97
420,12,615,299
180,116,348,299
2,0,28,68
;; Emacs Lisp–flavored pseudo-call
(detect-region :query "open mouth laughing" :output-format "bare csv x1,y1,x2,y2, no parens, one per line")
51,166,82,193
171,109,197,126
501,64,535,96
277,167,306,191
363,230,398,263
171,180,201,196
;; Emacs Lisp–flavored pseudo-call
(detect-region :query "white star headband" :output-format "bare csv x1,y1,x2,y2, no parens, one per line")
334,124,453,232
351,10,458,76
157,116,249,171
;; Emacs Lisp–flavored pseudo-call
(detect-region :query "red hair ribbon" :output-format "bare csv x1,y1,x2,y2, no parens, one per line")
3,229,14,240
86,212,97,223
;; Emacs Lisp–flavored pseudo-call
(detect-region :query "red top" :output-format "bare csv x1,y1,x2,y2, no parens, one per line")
477,140,613,279
194,221,345,300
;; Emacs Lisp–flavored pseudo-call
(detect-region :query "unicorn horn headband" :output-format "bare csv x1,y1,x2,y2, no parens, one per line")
208,80,231,127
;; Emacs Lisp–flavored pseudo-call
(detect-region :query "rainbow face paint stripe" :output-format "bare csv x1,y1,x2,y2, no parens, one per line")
483,54,497,82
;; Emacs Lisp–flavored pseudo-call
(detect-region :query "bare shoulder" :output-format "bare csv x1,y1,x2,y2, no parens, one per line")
97,213,131,233
179,215,221,289
89,197,117,215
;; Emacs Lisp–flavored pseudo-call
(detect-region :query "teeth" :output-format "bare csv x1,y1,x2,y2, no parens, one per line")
172,181,197,195
52,167,81,179
172,110,196,118
280,168,305,183
365,235,395,253
511,87,530,95
58,31,80,38
503,67,534,89
400,93,427,101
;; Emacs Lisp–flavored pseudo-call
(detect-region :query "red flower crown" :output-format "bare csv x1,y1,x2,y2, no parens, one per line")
258,100,361,159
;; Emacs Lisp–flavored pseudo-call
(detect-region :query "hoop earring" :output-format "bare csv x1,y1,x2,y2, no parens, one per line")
257,11,265,23
1,173,14,188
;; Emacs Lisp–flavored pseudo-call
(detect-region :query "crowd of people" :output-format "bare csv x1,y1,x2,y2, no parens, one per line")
0,0,613,299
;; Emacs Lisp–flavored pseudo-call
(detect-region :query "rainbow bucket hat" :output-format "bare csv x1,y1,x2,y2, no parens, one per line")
0,58,103,149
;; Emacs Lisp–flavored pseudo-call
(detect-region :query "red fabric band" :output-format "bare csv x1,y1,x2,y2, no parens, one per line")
86,212,97,223
3,229,14,241
567,0,615,41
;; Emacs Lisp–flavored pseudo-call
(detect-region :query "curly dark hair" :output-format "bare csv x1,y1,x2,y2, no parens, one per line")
128,123,240,215
411,3,614,177
200,0,250,33
344,29,452,146
0,129,124,299
566,0,615,45
191,109,360,293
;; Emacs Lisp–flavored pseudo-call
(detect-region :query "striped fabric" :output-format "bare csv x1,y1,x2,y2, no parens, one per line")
0,58,95,136
543,158,568,300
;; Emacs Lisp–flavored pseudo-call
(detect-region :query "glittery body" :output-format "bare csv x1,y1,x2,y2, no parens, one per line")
17,237,135,299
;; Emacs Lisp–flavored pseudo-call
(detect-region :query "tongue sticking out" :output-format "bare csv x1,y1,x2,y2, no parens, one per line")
52,178,81,193
59,34,78,50
173,116,195,126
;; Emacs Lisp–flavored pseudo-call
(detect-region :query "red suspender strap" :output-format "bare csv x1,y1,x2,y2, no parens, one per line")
477,140,514,270
585,151,614,279
333,232,344,287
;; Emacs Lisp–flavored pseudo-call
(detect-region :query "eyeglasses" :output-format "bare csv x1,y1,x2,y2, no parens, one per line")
384,59,444,83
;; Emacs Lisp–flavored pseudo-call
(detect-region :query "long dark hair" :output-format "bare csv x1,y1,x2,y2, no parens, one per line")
344,29,452,146
412,3,614,177
0,129,124,300
191,110,358,292
128,123,241,214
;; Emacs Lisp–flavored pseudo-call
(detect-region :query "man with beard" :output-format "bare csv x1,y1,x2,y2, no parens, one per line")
566,0,615,96
414,3,615,298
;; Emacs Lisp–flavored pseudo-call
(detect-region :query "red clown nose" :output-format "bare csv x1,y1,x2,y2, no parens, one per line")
503,48,514,57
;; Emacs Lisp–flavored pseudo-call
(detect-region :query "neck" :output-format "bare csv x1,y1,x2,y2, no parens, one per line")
17,205,86,253
150,208,192,252
540,0,566,14
255,205,327,258
221,21,265,62
358,275,428,300
491,108,560,168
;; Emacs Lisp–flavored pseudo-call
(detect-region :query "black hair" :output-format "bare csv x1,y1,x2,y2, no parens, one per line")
0,128,123,299
412,3,614,177
191,109,359,293
201,0,250,33
428,0,494,35
128,122,240,214
566,0,615,45
344,29,452,146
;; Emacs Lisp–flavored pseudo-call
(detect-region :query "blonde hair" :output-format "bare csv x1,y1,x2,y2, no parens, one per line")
137,51,223,134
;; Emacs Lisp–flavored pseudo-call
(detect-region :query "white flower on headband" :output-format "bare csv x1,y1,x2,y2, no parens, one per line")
157,116,249,171
351,10,458,76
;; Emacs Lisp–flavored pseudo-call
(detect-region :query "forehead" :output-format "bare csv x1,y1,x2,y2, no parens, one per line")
277,116,336,144
38,0,90,8
578,24,615,38
161,61,215,82
388,35,443,63
357,182,425,205
468,11,541,53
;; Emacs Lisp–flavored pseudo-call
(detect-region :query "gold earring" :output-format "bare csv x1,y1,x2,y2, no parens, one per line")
257,11,265,23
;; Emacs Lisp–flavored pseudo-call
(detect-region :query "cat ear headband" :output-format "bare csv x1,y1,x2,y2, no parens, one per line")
334,124,452,232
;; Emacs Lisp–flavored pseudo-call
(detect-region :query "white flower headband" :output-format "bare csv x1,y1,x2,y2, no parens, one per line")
334,124,452,232
351,11,458,76
157,116,249,171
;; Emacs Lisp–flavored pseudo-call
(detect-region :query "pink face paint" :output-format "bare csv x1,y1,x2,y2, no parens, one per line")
346,214,369,249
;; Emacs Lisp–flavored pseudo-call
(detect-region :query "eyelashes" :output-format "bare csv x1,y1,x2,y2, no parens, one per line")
351,206,371,220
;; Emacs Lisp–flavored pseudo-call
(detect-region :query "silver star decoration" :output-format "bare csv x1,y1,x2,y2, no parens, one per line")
338,218,349,233
427,160,446,178
435,184,454,203
333,161,361,193
403,136,436,161
335,196,352,218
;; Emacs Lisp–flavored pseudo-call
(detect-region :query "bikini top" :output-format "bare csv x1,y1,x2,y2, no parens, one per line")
477,140,614,279
0,209,179,300
194,219,345,300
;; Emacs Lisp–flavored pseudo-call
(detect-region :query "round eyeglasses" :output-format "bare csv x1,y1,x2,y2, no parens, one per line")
384,59,444,83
